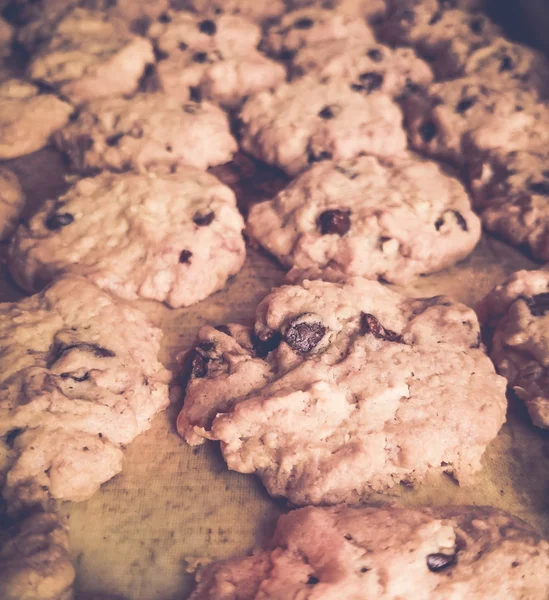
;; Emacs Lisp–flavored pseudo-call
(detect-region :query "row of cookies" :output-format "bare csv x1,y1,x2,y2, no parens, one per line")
1,0,549,598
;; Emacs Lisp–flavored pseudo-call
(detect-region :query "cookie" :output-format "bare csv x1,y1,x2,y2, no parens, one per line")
178,0,286,23
177,277,507,504
286,0,387,23
0,79,73,160
148,11,286,107
292,39,433,97
28,8,155,104
247,155,481,285
0,512,75,600
400,77,549,167
463,38,549,100
465,148,549,261
9,169,246,307
54,93,237,173
190,505,549,600
262,7,375,60
239,77,408,176
380,2,500,78
0,275,170,510
0,168,25,242
477,269,549,429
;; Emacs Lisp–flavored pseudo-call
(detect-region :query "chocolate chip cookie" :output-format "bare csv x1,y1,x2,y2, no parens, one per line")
466,148,549,261
0,275,170,511
239,77,408,176
28,8,155,104
0,168,24,242
263,7,375,59
247,154,481,285
400,77,549,166
380,1,500,78
0,512,75,600
148,11,285,107
177,278,507,504
9,168,246,307
477,269,549,429
0,79,73,160
190,504,549,599
292,39,433,97
54,93,237,173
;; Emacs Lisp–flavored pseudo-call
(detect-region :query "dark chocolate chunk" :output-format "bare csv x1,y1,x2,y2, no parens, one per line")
154,47,169,61
252,332,282,357
318,209,351,236
307,148,332,164
214,324,231,336
419,121,437,142
279,49,296,62
293,17,314,29
45,213,74,230
157,12,171,23
179,41,188,51
358,72,384,93
193,211,215,226
456,96,477,114
361,313,402,342
367,48,383,62
189,86,202,102
426,552,457,572
192,51,208,63
198,19,216,35
529,181,549,196
469,18,483,34
198,341,215,352
428,10,442,25
106,132,124,147
454,211,468,231
190,352,208,378
60,372,90,382
306,576,320,585
499,55,514,72
5,428,23,448
284,317,326,354
179,250,193,263
318,105,338,119
525,293,549,316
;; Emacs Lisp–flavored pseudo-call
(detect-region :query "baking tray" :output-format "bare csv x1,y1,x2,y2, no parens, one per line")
2,148,549,600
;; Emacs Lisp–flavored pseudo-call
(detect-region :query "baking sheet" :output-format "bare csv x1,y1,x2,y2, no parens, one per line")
2,149,549,600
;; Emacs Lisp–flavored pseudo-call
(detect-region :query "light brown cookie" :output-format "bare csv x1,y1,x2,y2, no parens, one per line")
0,167,25,242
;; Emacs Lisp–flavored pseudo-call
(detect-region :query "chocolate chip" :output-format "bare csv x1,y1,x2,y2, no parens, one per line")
5,428,23,448
361,313,402,342
419,121,437,142
198,19,216,35
284,317,326,354
193,211,215,226
469,18,483,34
499,55,514,72
306,576,319,585
198,341,215,352
279,49,296,61
400,9,414,23
318,105,338,119
154,47,169,61
60,372,90,382
428,10,442,25
179,250,192,263
45,213,74,230
435,210,467,231
358,72,384,93
157,12,171,22
525,293,549,316
318,209,351,236
293,17,314,29
456,96,477,114
529,181,549,196
189,86,202,102
426,552,457,572
179,41,188,51
307,149,332,164
183,103,200,113
543,170,549,178
252,332,282,357
192,51,208,63
190,352,208,378
367,48,383,62
106,132,124,147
